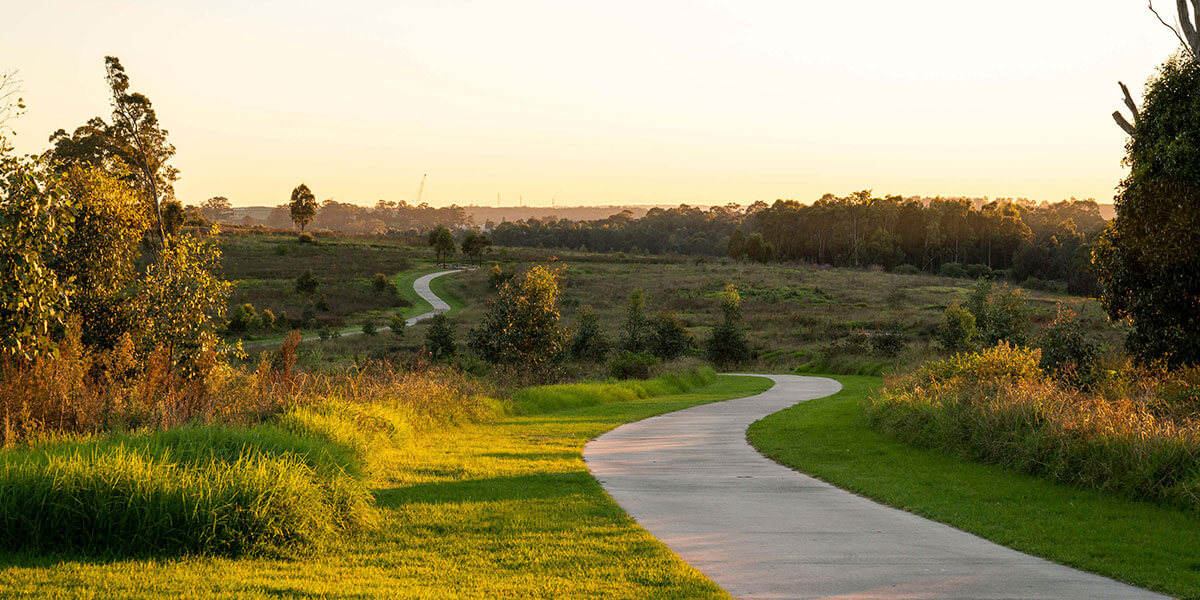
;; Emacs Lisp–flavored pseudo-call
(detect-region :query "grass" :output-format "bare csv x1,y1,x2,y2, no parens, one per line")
747,375,1200,599
0,373,772,599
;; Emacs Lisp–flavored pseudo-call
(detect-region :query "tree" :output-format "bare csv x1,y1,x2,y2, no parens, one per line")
200,196,233,223
621,289,650,353
469,264,566,370
1096,50,1200,366
727,228,747,259
745,232,773,263
936,304,977,352
132,230,232,374
289,184,317,231
0,148,76,360
649,310,695,360
460,231,491,266
428,226,456,265
424,313,456,359
569,306,610,362
964,280,1030,347
49,165,149,349
706,284,750,365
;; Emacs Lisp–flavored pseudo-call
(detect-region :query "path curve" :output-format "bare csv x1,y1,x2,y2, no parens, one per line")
583,374,1165,599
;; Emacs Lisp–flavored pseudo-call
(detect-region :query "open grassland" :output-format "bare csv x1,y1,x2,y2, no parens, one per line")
748,375,1200,599
218,231,417,337
0,372,771,599
471,246,1125,374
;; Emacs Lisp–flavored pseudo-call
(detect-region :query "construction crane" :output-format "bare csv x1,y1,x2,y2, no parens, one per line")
415,173,427,204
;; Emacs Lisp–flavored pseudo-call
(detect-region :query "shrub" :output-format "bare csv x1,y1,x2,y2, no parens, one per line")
569,306,610,362
389,314,406,337
869,327,907,357
300,305,317,328
965,263,992,279
936,304,976,352
260,308,276,330
274,244,289,255
706,284,750,366
372,273,392,294
939,262,967,278
866,344,1200,511
424,313,456,359
228,303,259,333
295,270,319,294
468,264,566,370
891,264,921,275
609,351,660,380
1037,304,1099,387
621,289,650,353
297,232,315,244
361,319,377,336
965,280,1031,346
488,264,514,290
650,310,695,360
315,294,330,312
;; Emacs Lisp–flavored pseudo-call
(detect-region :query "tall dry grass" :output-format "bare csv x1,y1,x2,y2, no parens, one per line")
866,343,1200,510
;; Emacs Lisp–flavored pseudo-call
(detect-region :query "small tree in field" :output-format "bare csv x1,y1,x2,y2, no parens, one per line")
460,231,491,266
428,226,456,265
289,183,317,231
937,304,977,352
650,310,695,360
621,289,650,353
424,313,456,359
469,264,567,371
569,306,610,362
706,284,750,366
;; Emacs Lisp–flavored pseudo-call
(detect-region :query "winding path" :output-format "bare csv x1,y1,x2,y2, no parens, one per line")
583,374,1165,600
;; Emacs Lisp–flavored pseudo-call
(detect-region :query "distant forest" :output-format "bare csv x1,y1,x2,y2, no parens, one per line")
489,192,1108,294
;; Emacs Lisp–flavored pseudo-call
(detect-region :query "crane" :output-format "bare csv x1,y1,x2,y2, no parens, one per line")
415,173,427,204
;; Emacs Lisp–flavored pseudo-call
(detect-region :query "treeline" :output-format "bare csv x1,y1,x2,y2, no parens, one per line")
259,199,471,235
490,193,1108,294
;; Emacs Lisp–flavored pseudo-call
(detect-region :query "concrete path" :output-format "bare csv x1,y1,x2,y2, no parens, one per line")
583,374,1166,600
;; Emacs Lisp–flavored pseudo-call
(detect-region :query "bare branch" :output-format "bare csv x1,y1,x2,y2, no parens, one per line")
1120,81,1140,124
1150,1,1196,57
1113,111,1137,135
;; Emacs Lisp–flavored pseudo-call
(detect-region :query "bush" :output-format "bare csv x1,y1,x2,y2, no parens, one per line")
468,264,566,370
650,310,695,360
372,273,392,294
389,314,406,337
300,305,317,328
228,303,259,333
939,262,968,278
869,327,907,357
609,351,660,380
891,264,921,275
706,284,751,366
569,306,610,362
965,280,1031,346
866,343,1200,511
488,264,514,290
297,232,315,244
965,263,992,279
1037,305,1099,387
936,304,976,352
424,313,456,359
361,319,377,336
260,308,276,330
295,270,319,294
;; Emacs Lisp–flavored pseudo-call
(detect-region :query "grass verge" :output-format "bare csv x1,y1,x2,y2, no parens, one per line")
747,374,1200,599
0,373,772,599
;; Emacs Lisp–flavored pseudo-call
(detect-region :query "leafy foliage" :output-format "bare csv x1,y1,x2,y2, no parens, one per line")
289,184,317,231
569,306,609,362
964,280,1030,347
936,304,977,352
706,284,750,366
608,350,659,380
621,289,650,353
0,151,76,359
427,226,456,265
1094,53,1200,367
469,264,566,370
424,313,456,360
649,310,695,360
1037,304,1099,387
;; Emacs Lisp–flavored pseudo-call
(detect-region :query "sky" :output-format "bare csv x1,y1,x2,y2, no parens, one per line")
1,1,1186,208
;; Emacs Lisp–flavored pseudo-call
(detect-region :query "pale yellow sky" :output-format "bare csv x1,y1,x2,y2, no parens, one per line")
2,1,1184,207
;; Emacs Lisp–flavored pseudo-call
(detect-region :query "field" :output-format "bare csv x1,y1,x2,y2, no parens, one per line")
0,374,771,599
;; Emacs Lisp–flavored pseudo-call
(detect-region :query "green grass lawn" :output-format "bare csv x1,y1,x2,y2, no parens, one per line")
391,266,464,320
747,375,1200,599
0,375,773,599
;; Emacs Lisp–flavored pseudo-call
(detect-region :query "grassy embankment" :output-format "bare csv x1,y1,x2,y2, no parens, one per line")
748,375,1200,599
1,370,773,599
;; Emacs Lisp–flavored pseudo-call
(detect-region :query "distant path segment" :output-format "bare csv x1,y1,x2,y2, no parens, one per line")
583,374,1165,600
403,269,459,326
